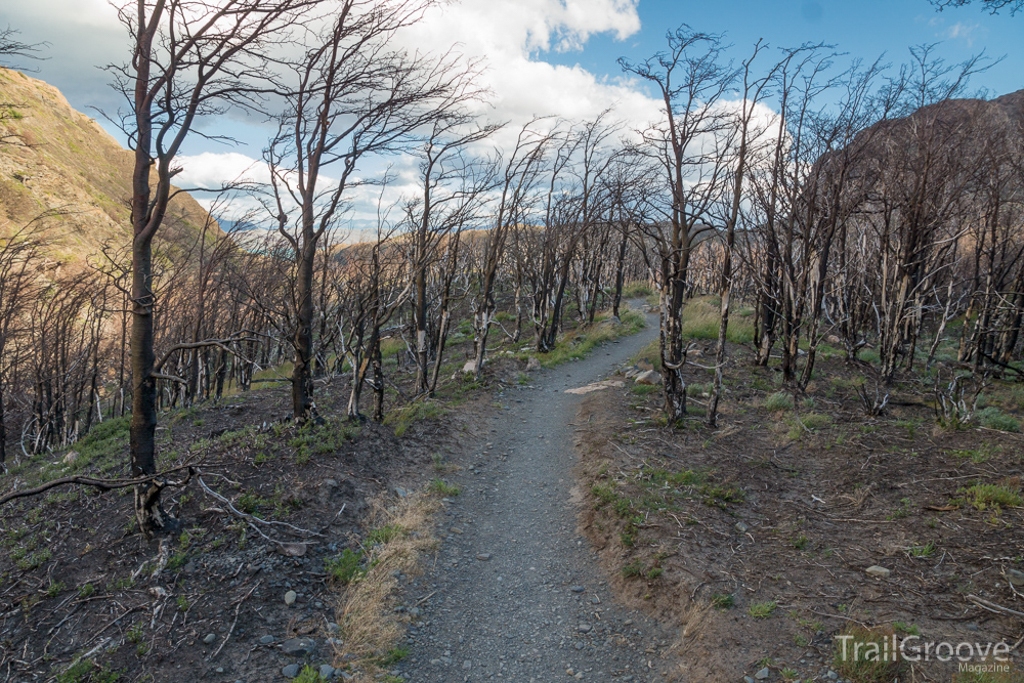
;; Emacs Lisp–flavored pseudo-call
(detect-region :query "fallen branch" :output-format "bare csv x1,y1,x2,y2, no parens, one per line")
211,580,260,659
0,465,194,507
196,474,323,540
967,594,1024,619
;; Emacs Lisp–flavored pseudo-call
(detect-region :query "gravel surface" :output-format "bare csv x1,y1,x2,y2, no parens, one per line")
393,311,674,682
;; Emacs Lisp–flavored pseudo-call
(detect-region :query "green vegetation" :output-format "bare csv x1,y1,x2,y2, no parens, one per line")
325,548,366,585
378,647,409,666
384,400,447,437
679,296,755,343
976,407,1021,433
908,542,935,558
962,482,1023,510
366,524,404,545
748,600,777,618
833,625,904,683
288,419,360,461
428,478,461,497
622,559,645,578
710,593,734,609
763,392,794,412
532,310,645,368
293,666,329,683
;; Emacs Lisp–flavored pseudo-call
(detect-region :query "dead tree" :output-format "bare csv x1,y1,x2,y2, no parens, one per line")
107,0,319,536
263,0,476,422
620,26,734,422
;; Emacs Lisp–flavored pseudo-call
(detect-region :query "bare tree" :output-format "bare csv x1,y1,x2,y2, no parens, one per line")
930,0,1022,13
620,26,735,422
108,0,319,536
264,0,477,422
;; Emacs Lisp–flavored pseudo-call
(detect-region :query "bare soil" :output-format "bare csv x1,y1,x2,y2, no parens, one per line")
0,380,465,683
575,343,1024,682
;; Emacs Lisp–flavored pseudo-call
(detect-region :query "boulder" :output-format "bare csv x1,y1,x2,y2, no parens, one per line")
634,370,661,385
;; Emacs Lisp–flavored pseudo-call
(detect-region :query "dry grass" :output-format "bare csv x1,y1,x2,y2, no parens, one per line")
331,490,442,681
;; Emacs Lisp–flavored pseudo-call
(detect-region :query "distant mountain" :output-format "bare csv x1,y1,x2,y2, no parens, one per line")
0,68,219,265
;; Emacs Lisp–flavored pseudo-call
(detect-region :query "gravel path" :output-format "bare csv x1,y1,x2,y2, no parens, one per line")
393,310,674,683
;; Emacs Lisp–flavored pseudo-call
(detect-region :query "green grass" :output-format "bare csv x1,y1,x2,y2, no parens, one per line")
833,625,904,683
325,549,366,585
976,407,1021,433
710,593,734,609
748,600,777,618
378,647,409,667
428,478,461,497
962,482,1023,510
621,281,655,298
532,309,645,368
679,296,756,343
908,542,935,557
622,560,645,578
383,400,447,437
366,524,404,545
763,392,794,412
288,419,361,460
293,666,329,683
950,443,999,463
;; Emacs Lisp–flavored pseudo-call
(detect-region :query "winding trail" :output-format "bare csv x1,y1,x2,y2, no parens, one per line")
395,310,674,683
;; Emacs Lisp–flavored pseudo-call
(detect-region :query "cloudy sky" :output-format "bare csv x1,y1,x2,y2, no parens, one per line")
1,0,1020,228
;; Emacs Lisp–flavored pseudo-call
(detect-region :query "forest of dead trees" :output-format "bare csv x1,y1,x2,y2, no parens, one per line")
1,2,1023,532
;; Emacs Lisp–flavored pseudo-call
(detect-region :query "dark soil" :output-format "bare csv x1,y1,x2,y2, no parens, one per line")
0,382,462,683
576,343,1024,682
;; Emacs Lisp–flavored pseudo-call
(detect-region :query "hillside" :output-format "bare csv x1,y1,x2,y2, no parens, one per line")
0,67,218,264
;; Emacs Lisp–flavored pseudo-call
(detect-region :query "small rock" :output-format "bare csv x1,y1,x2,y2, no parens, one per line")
526,357,541,372
570,585,585,593
215,668,224,674
476,553,492,561
1007,568,1024,586
394,487,408,498
634,370,661,385
449,527,464,535
865,565,891,579
281,664,301,679
578,623,592,634
744,677,755,683
319,664,335,679
203,633,217,645
278,542,307,557
827,671,838,680
281,637,316,656
62,450,79,465
326,622,340,634
284,590,297,606
462,360,478,374
463,660,472,670
323,479,338,489
754,667,770,680
260,635,275,645
734,521,749,533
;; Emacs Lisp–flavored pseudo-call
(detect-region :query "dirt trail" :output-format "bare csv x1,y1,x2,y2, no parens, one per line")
393,309,675,683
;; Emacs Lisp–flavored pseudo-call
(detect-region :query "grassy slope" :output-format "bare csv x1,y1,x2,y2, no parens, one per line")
0,68,218,263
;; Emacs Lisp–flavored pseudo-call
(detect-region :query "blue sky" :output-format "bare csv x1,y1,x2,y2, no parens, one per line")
562,1,1020,100
1,0,1019,225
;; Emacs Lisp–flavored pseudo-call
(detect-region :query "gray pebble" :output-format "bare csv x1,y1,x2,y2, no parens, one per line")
203,633,217,645
284,590,297,606
319,664,335,678
281,664,300,679
260,635,275,645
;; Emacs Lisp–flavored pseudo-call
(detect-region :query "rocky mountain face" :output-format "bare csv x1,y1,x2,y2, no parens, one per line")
0,67,217,266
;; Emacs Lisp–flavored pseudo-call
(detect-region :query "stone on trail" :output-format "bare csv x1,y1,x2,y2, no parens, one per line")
281,664,301,679
281,637,316,656
754,667,771,680
476,553,492,561
202,633,216,644
634,370,661,385
865,565,891,578
284,590,297,606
